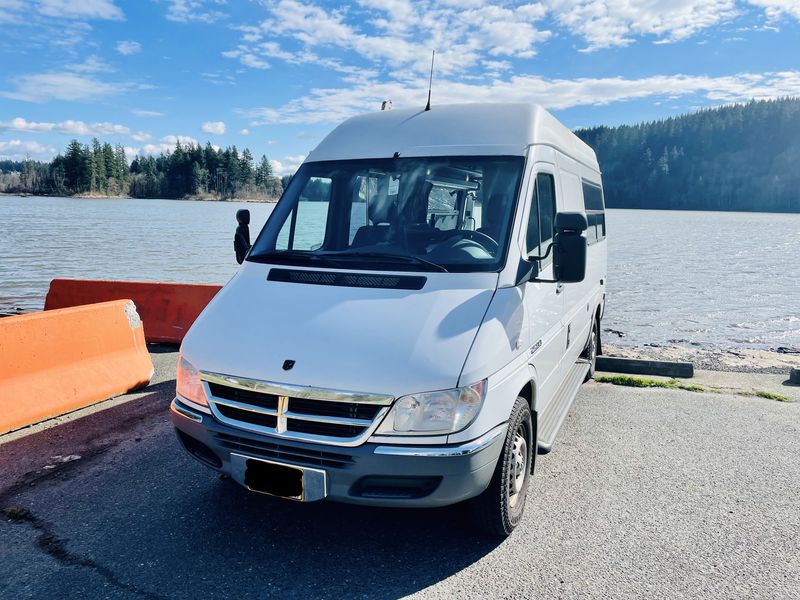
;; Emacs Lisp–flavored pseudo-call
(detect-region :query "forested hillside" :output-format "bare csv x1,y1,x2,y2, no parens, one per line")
576,98,800,213
0,139,288,200
4,98,799,210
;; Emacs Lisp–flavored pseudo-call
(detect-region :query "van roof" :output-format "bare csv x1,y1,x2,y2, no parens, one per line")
306,102,598,168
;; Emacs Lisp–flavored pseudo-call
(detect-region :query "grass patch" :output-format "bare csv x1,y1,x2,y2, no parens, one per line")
594,375,706,393
678,384,706,392
595,375,672,388
755,390,792,402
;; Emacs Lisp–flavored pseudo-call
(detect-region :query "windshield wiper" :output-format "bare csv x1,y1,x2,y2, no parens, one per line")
332,251,449,273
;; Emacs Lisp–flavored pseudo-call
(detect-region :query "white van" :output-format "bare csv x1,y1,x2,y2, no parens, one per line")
171,103,607,536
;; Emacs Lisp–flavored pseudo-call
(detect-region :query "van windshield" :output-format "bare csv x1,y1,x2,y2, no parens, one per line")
248,156,524,273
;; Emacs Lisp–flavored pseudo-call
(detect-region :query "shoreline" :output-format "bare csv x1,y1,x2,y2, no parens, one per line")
0,191,278,203
604,343,799,375
3,193,799,212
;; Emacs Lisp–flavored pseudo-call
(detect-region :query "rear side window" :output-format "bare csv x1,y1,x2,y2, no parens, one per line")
526,173,557,264
582,180,606,244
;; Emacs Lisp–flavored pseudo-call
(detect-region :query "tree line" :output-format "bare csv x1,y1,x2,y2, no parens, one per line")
0,139,292,200
576,97,800,213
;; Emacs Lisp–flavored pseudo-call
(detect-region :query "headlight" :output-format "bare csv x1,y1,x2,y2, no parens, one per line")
176,356,208,407
375,379,487,435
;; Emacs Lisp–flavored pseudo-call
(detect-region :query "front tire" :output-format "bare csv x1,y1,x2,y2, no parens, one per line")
468,397,534,537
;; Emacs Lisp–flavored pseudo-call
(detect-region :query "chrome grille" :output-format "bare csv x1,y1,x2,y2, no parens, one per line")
201,371,393,447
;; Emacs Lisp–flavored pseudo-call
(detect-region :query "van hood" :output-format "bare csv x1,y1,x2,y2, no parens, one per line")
181,264,498,398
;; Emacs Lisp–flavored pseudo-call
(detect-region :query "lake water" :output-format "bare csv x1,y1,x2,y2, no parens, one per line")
1,196,798,351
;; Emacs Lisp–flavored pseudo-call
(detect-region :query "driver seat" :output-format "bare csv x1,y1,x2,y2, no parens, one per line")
475,193,503,244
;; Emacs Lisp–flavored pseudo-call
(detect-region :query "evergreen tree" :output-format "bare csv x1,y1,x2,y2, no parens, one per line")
240,148,254,188
255,155,273,190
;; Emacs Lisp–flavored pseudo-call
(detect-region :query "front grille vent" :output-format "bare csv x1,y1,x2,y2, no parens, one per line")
268,268,426,290
288,397,381,421
286,419,364,438
217,405,277,429
208,383,279,410
214,432,355,469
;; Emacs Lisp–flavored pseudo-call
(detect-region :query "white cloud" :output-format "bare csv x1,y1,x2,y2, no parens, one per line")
201,121,226,134
227,0,800,81
0,1,121,49
242,70,800,125
0,1,25,12
545,0,740,50
747,0,800,20
165,0,227,23
0,116,133,137
131,131,152,141
36,0,123,20
227,0,552,76
0,139,57,161
132,109,164,117
162,134,199,145
222,49,270,69
116,40,141,55
201,71,238,85
270,154,306,175
240,128,250,135
139,135,200,155
67,55,113,73
1,72,148,103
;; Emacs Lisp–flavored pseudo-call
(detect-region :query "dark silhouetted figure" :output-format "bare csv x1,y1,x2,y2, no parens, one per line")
234,209,251,264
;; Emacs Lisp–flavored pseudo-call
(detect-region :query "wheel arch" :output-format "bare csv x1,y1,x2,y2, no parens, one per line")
516,379,538,474
594,303,603,356
518,380,535,412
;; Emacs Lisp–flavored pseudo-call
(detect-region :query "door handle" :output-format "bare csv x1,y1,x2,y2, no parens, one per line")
556,283,564,295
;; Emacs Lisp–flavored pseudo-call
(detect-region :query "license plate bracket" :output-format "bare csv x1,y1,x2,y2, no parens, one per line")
230,454,327,502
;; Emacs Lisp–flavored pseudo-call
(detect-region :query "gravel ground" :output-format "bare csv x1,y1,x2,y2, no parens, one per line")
1,350,798,599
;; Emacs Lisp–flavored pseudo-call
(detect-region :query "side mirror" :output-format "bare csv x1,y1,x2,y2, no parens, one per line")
553,212,587,283
516,212,588,286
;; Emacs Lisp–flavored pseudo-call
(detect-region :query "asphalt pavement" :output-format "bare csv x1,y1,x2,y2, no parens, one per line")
1,349,798,599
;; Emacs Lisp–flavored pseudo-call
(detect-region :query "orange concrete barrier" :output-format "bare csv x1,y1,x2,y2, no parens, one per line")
45,279,222,344
0,300,154,435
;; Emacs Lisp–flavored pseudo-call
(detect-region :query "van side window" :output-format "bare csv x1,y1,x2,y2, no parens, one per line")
276,176,332,250
526,173,557,262
581,180,606,245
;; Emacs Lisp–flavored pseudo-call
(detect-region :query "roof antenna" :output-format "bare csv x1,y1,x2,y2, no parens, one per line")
425,50,435,111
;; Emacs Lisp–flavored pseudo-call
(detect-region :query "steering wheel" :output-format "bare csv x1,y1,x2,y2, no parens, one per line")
442,229,499,254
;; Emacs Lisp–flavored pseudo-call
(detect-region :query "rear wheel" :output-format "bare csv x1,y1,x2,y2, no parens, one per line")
468,397,533,537
582,317,598,382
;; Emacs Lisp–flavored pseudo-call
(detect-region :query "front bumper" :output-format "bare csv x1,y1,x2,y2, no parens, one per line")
170,398,506,507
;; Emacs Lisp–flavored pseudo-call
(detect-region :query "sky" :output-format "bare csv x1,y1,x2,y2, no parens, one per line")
0,0,799,174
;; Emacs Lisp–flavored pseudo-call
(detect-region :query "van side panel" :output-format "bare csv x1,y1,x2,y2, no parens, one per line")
556,152,606,368
451,292,535,444
458,285,528,390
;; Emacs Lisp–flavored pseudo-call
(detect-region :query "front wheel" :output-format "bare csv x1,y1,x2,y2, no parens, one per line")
467,397,534,537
